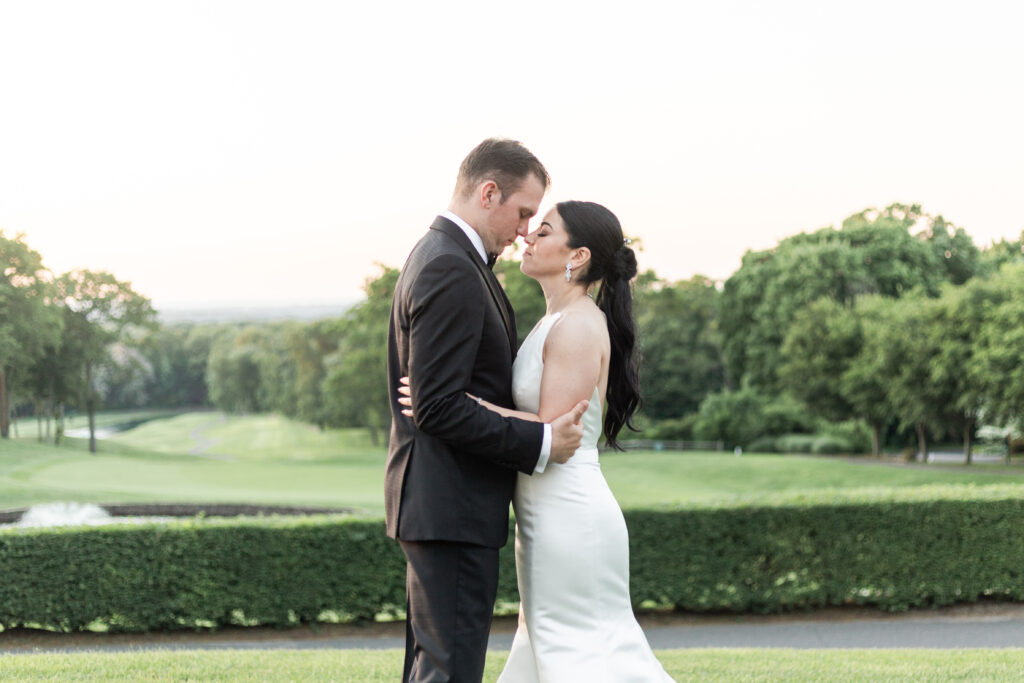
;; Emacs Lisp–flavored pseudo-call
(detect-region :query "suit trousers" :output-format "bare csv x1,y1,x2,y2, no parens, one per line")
399,539,501,683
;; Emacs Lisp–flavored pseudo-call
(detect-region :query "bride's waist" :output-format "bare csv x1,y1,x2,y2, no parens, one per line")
559,446,599,465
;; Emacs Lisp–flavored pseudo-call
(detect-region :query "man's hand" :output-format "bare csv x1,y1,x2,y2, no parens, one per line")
549,400,588,464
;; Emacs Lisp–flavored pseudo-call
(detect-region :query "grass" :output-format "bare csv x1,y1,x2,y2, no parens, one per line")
3,649,1024,681
599,450,1024,508
4,410,1024,514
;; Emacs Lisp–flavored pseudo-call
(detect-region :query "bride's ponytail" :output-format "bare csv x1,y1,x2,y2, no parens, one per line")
556,201,641,450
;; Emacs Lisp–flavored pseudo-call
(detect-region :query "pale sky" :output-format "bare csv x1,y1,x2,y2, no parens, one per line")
1,0,1022,309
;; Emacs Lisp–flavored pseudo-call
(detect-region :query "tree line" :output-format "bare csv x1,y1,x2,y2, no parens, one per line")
3,203,1022,458
0,232,155,450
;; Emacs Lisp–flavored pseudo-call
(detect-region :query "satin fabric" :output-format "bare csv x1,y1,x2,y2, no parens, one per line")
499,313,674,682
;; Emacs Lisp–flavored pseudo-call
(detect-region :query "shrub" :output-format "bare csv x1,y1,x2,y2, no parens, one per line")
811,435,855,454
633,414,698,441
819,419,873,454
745,436,778,453
693,387,767,448
774,433,818,453
4,486,1024,632
761,395,816,435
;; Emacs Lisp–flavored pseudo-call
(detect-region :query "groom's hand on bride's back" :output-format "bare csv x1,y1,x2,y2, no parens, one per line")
549,400,588,464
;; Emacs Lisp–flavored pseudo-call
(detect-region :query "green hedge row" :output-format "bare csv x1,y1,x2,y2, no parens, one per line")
2,485,1024,632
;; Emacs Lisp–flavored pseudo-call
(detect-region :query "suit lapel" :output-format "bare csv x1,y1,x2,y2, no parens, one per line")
430,216,517,358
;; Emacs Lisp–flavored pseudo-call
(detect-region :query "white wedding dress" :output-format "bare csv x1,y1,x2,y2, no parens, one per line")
498,313,674,683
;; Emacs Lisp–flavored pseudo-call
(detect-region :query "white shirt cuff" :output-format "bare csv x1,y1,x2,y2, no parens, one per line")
535,424,552,474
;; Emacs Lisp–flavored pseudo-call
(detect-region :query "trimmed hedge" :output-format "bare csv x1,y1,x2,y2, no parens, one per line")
3,485,1024,632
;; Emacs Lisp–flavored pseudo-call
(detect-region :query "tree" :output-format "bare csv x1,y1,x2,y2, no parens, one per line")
922,215,981,285
55,270,156,452
0,232,62,438
634,273,725,419
969,263,1024,434
720,204,955,392
778,297,861,423
873,296,948,460
321,266,398,443
693,387,763,449
494,257,546,346
840,296,896,456
138,323,220,408
979,231,1024,275
206,326,265,414
925,279,1003,462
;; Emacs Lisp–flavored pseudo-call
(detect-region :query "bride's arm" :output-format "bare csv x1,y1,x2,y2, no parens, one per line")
397,380,541,421
468,397,540,422
534,313,604,423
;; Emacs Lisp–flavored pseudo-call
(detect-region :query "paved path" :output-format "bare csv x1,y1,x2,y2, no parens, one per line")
4,604,1024,654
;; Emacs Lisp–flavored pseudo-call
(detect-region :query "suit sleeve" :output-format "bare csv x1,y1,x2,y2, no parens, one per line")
406,254,542,473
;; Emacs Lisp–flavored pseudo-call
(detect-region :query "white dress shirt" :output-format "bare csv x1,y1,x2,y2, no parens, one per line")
441,210,552,474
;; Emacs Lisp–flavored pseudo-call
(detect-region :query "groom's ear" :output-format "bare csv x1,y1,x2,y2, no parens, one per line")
479,180,499,209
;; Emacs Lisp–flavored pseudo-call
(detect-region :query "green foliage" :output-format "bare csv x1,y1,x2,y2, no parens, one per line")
627,485,1024,614
494,257,546,346
206,327,266,413
0,231,63,438
320,266,398,443
778,298,861,422
133,323,221,408
634,273,725,419
693,387,768,448
694,388,812,449
720,204,971,392
0,516,406,631
52,270,157,451
968,263,1024,432
768,433,817,453
819,419,873,454
633,414,699,440
5,486,1024,633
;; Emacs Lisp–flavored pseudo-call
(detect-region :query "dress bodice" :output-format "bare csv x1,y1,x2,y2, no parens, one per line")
512,312,603,453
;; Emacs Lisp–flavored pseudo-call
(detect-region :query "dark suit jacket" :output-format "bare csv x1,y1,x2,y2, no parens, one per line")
385,216,544,548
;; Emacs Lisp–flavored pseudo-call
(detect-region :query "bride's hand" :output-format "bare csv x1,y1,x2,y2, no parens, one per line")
397,376,414,417
397,376,485,418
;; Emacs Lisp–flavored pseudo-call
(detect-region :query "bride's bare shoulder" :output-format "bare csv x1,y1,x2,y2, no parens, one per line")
546,304,607,353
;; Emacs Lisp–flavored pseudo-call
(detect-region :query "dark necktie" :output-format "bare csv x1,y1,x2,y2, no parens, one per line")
486,253,498,269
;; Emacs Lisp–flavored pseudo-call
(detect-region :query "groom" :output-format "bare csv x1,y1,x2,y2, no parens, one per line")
386,138,587,682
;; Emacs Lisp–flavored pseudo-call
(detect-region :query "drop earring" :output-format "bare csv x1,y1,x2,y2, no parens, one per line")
565,263,573,282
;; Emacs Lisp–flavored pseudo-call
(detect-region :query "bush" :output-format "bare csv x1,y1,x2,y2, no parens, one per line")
0,516,408,632
745,436,778,453
774,433,818,453
627,485,1024,613
762,395,816,435
633,414,698,441
811,435,855,454
819,419,873,454
4,486,1024,631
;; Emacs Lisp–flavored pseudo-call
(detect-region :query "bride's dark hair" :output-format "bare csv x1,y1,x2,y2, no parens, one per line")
556,200,641,450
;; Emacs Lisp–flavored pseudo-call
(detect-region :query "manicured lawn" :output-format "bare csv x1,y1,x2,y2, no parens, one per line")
0,437,384,513
4,648,1024,681
109,412,381,460
599,450,1024,508
4,410,1024,514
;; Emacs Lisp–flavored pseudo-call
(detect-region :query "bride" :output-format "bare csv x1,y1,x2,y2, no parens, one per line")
403,200,673,682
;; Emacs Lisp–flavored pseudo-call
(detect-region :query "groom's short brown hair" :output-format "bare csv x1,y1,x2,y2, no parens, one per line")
455,138,550,203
